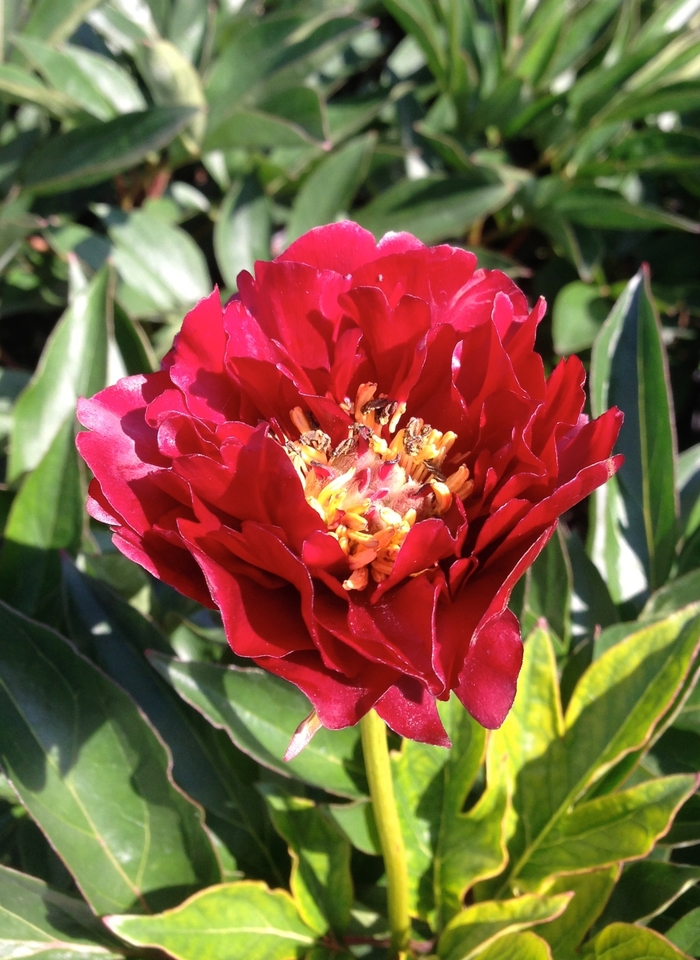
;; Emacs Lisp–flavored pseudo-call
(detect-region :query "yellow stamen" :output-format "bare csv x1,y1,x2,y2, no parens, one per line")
431,480,453,514
343,567,369,591
290,406,312,434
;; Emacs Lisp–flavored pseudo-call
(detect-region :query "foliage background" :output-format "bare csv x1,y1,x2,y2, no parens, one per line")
2,0,700,958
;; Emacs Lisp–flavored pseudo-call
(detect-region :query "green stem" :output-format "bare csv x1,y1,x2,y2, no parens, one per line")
360,710,411,960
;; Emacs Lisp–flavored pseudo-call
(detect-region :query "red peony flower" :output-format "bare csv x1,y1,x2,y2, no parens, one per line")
77,222,622,747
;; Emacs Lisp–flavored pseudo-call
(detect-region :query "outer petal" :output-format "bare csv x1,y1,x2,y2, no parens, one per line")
454,609,523,729
374,677,450,746
278,221,381,274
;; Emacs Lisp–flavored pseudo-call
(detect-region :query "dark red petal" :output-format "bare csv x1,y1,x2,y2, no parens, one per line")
112,527,213,607
76,374,175,535
278,221,381,273
374,518,459,597
448,270,530,334
253,650,397,729
454,609,523,729
374,677,450,746
168,289,240,423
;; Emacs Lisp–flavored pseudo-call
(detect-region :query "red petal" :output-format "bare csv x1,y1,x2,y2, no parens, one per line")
253,649,397,729
168,289,239,423
279,221,381,274
454,609,523,729
374,677,450,746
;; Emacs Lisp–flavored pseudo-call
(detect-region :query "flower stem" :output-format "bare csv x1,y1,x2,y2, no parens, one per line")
360,710,411,960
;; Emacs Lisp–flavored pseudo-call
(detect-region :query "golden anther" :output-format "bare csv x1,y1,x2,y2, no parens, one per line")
342,511,369,531
445,465,470,493
290,407,312,434
389,402,406,433
349,547,379,569
343,567,369,591
379,506,403,527
431,480,453,514
354,383,377,420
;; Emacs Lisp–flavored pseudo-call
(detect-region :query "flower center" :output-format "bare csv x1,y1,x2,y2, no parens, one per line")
279,384,473,591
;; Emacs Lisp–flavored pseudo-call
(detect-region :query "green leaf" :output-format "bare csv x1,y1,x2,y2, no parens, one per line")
2,415,82,553
214,177,271,290
490,611,700,893
582,922,692,959
136,39,206,149
205,14,365,130
520,774,697,885
149,654,367,799
553,188,700,233
470,931,554,960
678,443,700,538
0,864,123,960
536,868,618,959
9,266,109,482
438,893,572,960
0,602,219,915
564,529,619,645
520,527,572,648
14,36,145,121
589,267,678,606
642,571,700,620
106,882,316,960
287,133,376,243
666,907,700,957
552,281,611,356
61,563,279,883
21,107,197,194
355,178,515,245
205,109,322,152
596,861,700,927
326,799,379,856
486,626,564,881
22,0,103,44
109,207,211,313
382,0,448,86
263,792,353,936
433,700,505,929
0,63,77,114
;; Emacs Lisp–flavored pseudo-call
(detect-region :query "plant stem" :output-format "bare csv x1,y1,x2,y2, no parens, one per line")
360,710,411,960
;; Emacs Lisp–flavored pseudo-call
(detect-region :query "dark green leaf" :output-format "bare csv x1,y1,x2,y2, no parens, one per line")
552,281,611,356
287,134,376,242
589,267,678,606
326,799,379,856
14,36,145,121
666,906,700,957
0,864,123,960
9,266,109,482
0,602,219,915
149,654,367,798
21,107,198,194
356,178,514,244
263,791,353,935
22,0,103,44
109,207,211,313
62,563,278,883
520,527,572,648
596,861,700,927
106,882,316,960
214,177,271,290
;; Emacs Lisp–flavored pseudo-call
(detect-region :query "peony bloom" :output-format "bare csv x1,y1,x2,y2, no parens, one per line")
77,222,622,747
